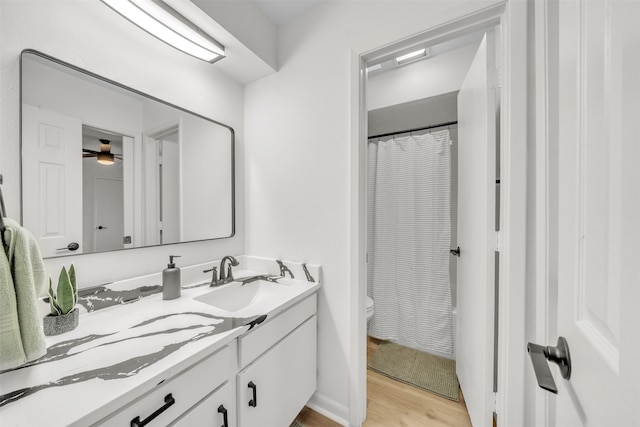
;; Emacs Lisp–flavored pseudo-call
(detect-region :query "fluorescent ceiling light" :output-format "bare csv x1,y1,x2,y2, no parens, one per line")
366,63,382,73
395,48,428,65
101,0,225,63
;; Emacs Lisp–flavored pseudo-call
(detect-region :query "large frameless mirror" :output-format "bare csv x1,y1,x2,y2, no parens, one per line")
21,50,235,258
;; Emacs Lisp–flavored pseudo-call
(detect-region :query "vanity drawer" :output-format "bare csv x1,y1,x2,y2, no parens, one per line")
238,293,317,368
172,381,235,427
98,344,235,427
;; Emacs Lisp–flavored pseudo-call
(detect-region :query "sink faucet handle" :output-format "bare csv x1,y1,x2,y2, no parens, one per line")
203,266,218,285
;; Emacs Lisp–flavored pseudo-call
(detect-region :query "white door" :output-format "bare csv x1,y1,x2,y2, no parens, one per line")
122,135,135,249
22,105,83,257
160,135,181,244
94,177,124,252
456,32,497,427
142,135,160,246
553,0,640,425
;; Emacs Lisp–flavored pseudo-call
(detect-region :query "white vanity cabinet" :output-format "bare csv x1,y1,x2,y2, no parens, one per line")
236,295,317,427
94,292,317,427
96,343,236,427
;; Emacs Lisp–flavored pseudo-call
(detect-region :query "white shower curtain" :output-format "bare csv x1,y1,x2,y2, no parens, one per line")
367,130,454,358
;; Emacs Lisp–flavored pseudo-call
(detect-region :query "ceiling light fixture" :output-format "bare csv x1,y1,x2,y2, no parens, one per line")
366,63,383,73
97,152,115,165
101,0,225,63
83,139,122,165
395,48,428,65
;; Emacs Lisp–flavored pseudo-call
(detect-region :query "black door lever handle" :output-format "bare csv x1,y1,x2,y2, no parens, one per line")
450,247,461,257
527,336,571,394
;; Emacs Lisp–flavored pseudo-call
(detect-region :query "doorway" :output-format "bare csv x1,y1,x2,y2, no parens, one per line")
82,126,125,253
143,125,181,246
364,29,496,426
353,3,529,426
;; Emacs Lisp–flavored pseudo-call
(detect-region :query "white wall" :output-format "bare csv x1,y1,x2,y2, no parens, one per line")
22,57,144,135
0,1,244,287
244,1,503,423
367,42,479,111
180,115,234,240
141,100,235,241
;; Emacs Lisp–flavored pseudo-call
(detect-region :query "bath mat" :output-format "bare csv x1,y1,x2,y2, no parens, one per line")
368,342,460,401
290,421,305,427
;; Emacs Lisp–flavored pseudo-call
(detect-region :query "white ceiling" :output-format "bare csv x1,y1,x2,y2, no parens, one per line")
253,0,325,26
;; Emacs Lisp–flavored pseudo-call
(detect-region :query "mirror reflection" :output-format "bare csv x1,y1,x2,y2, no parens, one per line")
21,51,235,258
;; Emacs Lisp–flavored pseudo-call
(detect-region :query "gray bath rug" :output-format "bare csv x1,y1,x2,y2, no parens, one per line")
368,342,460,401
290,421,305,427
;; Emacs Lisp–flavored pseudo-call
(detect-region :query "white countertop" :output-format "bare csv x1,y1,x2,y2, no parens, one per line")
0,266,319,427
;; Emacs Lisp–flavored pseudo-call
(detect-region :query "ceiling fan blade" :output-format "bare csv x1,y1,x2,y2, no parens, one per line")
83,153,97,158
82,148,100,154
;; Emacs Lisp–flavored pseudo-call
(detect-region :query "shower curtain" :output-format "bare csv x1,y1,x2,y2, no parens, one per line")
367,130,454,358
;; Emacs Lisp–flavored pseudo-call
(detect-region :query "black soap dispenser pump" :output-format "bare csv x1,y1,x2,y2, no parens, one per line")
163,255,181,300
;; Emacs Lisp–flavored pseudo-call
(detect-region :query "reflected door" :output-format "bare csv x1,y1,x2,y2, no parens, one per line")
160,132,180,244
22,105,83,257
94,177,124,252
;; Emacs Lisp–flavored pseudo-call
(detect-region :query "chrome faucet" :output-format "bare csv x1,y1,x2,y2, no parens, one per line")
203,255,239,287
219,255,239,282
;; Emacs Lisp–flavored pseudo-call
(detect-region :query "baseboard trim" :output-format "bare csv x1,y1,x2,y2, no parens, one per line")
307,392,350,426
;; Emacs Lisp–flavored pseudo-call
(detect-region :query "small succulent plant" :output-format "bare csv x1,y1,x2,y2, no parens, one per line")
48,264,78,316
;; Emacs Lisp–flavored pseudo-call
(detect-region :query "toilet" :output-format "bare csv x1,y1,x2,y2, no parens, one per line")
366,296,375,322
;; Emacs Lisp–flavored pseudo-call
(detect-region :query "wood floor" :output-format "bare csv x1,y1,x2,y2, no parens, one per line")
295,337,472,427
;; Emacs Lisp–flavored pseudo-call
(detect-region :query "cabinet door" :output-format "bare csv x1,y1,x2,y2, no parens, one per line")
172,382,235,427
237,316,317,427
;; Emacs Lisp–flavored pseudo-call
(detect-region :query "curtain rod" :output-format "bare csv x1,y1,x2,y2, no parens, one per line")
367,120,458,140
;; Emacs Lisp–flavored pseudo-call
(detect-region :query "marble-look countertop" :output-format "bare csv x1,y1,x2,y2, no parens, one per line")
0,257,320,427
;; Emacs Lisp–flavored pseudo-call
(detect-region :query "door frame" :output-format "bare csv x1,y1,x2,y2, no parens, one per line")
350,2,528,426
531,1,557,425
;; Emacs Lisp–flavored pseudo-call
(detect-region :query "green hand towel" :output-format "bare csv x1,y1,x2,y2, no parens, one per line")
0,247,28,370
3,218,47,365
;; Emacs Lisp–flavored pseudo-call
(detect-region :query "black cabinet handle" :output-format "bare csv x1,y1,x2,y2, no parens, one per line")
130,393,175,427
527,336,572,394
217,405,229,427
248,381,257,407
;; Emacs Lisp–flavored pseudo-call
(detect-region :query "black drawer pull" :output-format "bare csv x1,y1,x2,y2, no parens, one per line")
217,405,229,427
248,381,257,407
130,393,175,427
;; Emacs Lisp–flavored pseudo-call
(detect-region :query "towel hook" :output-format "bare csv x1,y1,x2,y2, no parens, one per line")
0,177,6,249
0,187,7,246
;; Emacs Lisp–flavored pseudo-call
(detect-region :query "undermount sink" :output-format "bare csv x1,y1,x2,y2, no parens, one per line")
194,279,286,312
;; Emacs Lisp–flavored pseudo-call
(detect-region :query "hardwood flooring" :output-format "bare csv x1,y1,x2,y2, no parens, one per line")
295,337,472,427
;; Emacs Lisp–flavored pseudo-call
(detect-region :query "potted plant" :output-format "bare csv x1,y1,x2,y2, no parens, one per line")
43,264,79,336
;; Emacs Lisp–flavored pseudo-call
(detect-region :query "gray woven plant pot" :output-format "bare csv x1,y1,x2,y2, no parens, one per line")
43,308,79,336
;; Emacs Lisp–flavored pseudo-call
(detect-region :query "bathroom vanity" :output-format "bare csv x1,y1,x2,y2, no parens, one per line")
0,258,320,427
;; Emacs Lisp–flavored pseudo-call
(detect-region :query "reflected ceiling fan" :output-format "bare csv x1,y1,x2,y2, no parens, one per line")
82,139,122,165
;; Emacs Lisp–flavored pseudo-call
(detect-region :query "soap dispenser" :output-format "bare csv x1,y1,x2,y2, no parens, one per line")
163,255,181,300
